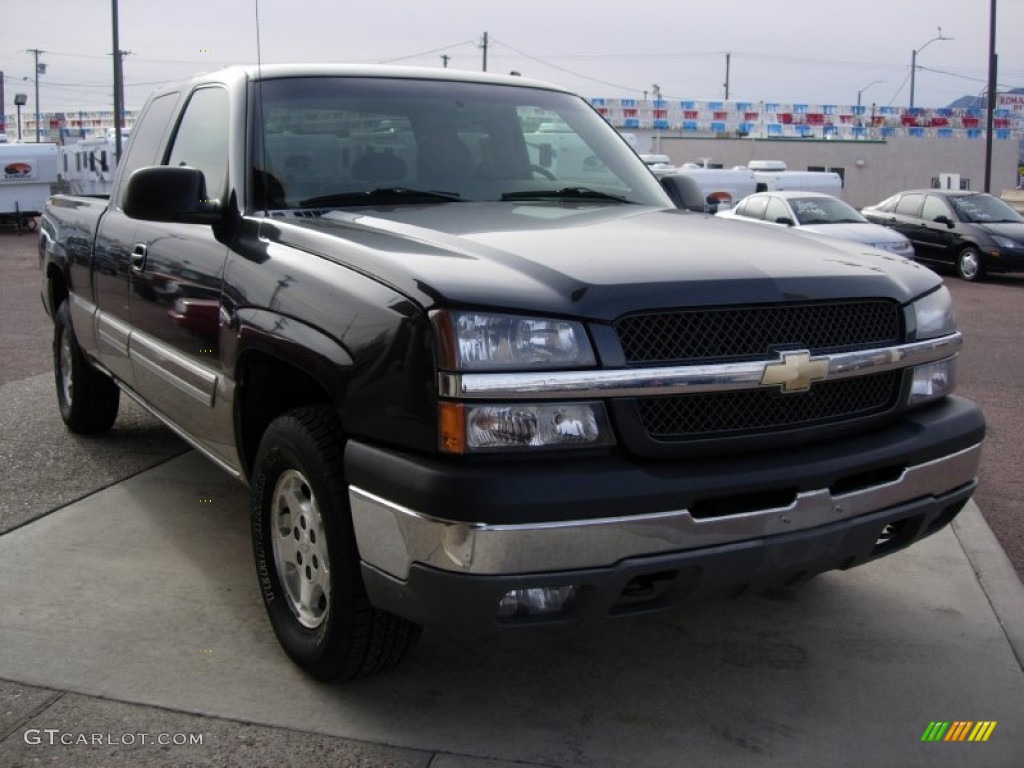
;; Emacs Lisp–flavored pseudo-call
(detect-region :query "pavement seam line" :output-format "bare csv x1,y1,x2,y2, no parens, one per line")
0,446,188,538
0,688,66,744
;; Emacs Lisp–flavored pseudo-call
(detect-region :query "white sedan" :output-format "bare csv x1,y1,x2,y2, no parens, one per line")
716,191,915,259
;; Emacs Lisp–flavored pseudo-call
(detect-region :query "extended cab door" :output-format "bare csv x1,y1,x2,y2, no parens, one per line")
127,86,236,466
93,91,181,384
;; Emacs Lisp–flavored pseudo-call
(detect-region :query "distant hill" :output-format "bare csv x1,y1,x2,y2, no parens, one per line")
947,87,1024,110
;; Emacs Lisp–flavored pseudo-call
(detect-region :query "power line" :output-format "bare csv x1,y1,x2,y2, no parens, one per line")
490,38,643,93
377,40,476,64
918,64,1020,90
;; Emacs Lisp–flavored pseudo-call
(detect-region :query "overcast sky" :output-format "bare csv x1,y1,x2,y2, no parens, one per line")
2,0,1022,115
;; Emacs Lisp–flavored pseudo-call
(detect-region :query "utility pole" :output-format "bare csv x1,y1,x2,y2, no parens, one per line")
441,54,450,69
723,53,730,100
480,31,488,72
28,48,44,142
112,0,125,160
984,0,997,192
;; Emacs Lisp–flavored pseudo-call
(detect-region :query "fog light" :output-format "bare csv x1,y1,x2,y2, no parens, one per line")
464,401,612,451
909,357,956,404
497,586,577,618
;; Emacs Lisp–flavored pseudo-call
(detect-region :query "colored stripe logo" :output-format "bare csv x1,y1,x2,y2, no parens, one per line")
921,721,997,742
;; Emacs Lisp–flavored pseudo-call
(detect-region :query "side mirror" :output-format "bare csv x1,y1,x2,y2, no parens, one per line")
934,214,954,228
775,217,795,226
122,165,222,224
661,174,707,212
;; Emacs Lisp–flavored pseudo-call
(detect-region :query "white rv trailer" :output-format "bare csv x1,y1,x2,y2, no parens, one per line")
0,142,59,229
747,160,843,196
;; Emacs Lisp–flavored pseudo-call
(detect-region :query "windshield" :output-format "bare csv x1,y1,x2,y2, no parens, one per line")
949,194,1024,224
251,76,669,212
790,197,868,225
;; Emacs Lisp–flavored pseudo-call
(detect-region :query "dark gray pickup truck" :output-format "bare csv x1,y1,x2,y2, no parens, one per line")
40,64,985,681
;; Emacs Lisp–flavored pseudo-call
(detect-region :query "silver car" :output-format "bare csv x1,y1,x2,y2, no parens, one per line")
717,191,915,259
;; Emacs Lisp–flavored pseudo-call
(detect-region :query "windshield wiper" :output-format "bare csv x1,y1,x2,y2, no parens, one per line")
299,187,463,207
501,187,631,203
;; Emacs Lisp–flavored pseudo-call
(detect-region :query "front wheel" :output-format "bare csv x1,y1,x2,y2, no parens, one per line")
956,247,984,281
53,300,120,433
251,405,421,681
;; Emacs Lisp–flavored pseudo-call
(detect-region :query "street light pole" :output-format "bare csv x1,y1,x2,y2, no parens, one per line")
909,28,953,109
15,93,27,141
857,80,885,108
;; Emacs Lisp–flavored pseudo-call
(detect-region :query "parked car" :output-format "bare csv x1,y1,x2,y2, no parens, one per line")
717,191,915,259
862,190,1024,281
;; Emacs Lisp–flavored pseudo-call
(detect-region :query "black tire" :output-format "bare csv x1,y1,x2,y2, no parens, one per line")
53,300,120,433
956,247,984,282
251,405,421,681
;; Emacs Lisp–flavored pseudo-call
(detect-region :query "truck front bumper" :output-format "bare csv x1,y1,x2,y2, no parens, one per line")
345,396,984,625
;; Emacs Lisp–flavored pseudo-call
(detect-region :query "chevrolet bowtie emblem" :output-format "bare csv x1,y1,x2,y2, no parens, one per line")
761,351,829,393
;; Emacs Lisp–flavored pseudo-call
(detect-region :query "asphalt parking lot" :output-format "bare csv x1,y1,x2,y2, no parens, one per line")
1,228,1023,767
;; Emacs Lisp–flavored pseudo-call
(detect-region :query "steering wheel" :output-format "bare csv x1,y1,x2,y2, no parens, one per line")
502,164,557,181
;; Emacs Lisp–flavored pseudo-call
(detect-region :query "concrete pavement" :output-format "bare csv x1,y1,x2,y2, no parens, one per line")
1,449,1022,767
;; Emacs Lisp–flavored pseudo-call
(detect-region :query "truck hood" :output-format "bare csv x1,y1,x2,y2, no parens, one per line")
260,202,942,320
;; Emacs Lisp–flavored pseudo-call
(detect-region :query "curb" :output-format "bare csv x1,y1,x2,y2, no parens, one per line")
952,499,1024,670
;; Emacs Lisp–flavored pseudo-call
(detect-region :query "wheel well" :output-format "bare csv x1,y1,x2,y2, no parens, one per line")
236,351,336,478
47,264,68,315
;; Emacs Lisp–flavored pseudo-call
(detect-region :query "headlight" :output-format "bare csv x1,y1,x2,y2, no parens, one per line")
992,235,1020,249
912,286,957,340
434,311,596,370
873,240,911,253
439,401,614,453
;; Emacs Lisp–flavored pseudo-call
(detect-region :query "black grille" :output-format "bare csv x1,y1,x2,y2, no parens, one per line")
638,371,902,439
615,301,902,364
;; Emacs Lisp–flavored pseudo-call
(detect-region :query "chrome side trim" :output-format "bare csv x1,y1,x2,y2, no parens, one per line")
438,333,962,401
349,442,981,579
97,311,132,358
129,332,218,407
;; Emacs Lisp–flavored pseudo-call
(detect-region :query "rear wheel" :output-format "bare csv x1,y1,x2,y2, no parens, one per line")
251,405,421,681
53,300,120,433
956,247,984,281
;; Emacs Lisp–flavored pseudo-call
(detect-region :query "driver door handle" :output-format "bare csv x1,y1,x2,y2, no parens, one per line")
130,244,148,273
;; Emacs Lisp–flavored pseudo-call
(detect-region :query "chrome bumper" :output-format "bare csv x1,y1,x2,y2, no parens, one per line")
349,442,982,580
